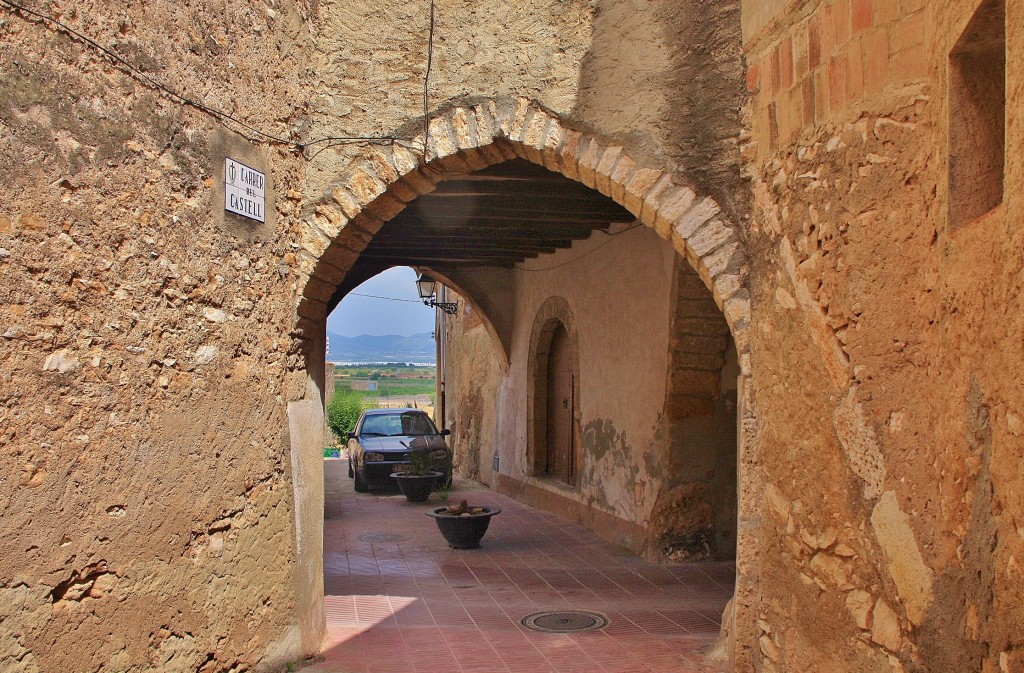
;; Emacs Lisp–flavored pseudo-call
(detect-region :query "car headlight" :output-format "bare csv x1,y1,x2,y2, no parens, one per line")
364,452,385,462
429,449,449,460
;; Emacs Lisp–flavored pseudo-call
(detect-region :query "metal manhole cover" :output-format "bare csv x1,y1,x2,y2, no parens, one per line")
521,610,609,633
358,532,411,543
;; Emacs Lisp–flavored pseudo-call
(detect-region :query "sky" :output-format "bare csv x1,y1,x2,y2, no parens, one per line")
326,266,437,337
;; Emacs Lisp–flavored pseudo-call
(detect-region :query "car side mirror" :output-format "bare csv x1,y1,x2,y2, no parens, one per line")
440,429,451,437
347,432,356,440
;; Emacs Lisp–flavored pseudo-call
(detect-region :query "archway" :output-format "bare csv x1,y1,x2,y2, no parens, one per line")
288,97,759,669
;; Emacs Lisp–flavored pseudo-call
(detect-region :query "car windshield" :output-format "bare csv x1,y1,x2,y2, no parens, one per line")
360,412,438,437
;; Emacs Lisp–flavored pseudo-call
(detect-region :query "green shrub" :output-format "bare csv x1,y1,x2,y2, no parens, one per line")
327,391,365,441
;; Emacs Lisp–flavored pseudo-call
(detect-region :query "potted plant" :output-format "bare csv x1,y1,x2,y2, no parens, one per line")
426,499,502,549
390,445,444,502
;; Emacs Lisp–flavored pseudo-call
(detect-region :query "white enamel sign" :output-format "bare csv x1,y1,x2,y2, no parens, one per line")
224,158,266,222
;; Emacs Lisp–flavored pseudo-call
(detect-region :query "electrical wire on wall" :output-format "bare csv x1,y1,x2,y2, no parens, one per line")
422,0,436,160
0,0,439,162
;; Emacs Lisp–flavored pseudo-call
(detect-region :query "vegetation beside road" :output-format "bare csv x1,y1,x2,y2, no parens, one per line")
326,391,369,441
328,365,437,443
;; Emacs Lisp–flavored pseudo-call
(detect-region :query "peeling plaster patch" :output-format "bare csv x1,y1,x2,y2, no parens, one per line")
871,491,934,626
583,418,623,463
50,561,115,603
833,386,885,500
581,419,641,519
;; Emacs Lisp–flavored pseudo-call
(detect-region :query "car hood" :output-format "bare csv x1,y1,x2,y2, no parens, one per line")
360,435,447,453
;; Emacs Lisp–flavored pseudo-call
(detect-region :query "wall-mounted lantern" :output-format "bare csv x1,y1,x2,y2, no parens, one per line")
415,274,458,315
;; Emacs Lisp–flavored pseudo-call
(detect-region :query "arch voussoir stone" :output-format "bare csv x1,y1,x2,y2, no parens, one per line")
296,97,751,367
518,110,556,166
555,129,584,181
608,152,638,204
362,192,407,222
594,145,624,198
576,139,606,191
448,107,477,150
652,187,698,239
345,164,390,207
686,218,738,259
507,97,534,141
310,203,349,240
621,167,665,218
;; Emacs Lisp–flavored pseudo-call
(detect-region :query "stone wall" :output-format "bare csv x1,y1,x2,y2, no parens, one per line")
0,1,322,670
651,263,738,562
740,0,1023,671
4,0,1020,670
437,293,502,487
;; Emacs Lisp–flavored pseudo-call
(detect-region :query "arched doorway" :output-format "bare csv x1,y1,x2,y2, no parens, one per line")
528,298,582,486
544,323,575,483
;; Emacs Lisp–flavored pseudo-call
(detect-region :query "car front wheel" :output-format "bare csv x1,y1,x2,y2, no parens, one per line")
354,467,369,493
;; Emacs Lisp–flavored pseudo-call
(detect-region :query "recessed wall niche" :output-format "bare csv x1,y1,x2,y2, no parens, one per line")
948,0,1006,231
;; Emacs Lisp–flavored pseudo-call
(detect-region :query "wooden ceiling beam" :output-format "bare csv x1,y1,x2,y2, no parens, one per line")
385,213,620,227
363,245,556,257
404,203,631,219
356,253,522,264
426,185,622,202
366,234,575,246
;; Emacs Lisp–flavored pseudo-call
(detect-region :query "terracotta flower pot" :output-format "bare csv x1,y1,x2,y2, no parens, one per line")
426,505,501,549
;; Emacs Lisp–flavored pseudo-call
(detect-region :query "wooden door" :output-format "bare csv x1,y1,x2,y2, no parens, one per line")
545,325,575,483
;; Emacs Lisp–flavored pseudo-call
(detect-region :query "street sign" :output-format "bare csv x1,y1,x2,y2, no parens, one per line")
224,157,265,222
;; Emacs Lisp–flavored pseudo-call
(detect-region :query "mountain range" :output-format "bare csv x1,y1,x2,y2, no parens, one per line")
326,332,436,364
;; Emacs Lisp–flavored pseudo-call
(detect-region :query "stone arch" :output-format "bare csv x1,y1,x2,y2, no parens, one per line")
291,96,751,375
415,266,514,372
526,296,582,484
290,97,760,668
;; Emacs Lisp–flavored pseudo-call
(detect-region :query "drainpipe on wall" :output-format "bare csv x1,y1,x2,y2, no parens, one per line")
437,284,447,430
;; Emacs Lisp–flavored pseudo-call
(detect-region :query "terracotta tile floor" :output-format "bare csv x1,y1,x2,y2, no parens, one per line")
310,460,733,673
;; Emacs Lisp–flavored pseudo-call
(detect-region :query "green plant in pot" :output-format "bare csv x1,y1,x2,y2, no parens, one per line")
426,499,502,549
390,442,447,503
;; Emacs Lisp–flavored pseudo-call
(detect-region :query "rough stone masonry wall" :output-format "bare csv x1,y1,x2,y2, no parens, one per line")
437,291,502,487
648,261,737,563
741,0,1023,671
0,1,317,670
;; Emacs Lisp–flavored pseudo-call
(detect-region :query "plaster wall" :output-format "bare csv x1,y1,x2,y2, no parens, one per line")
444,233,740,561
496,225,675,546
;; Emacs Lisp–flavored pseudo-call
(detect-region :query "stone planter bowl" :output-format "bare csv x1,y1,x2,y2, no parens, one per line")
391,471,442,502
426,506,501,549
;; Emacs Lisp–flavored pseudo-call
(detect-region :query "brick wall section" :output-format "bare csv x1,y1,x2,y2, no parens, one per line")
746,0,928,156
666,264,731,420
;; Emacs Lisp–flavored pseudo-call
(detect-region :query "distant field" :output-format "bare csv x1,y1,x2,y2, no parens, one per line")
334,364,436,400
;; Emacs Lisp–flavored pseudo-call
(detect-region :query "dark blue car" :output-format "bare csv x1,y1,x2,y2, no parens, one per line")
347,408,452,492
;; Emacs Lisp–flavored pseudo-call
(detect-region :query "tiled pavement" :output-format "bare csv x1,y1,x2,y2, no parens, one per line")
310,459,734,673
